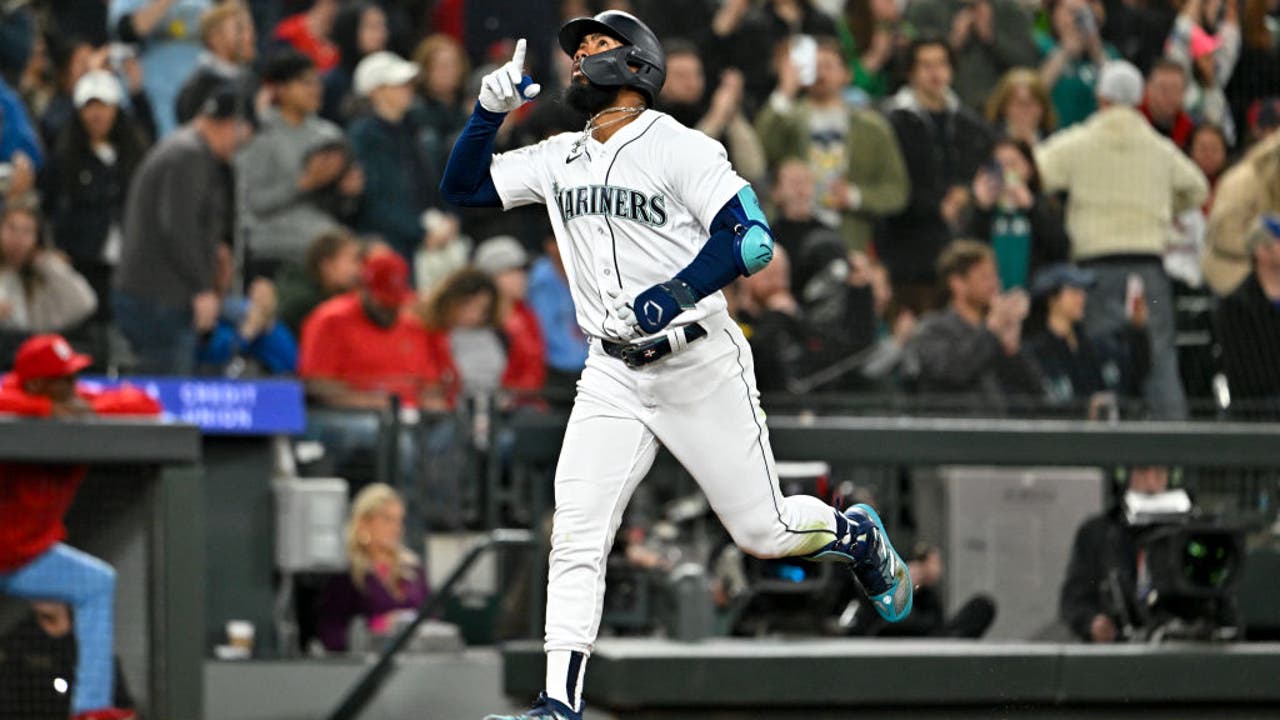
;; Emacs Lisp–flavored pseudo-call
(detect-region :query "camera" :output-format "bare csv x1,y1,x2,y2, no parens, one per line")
1115,489,1245,642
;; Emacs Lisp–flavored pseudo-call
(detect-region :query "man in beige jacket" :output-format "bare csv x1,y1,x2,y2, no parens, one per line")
1036,60,1208,419
1202,130,1280,297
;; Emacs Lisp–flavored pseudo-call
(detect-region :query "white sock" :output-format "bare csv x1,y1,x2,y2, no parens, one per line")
544,649,587,712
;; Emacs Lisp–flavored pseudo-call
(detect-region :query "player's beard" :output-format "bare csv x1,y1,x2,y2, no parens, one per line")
563,76,621,119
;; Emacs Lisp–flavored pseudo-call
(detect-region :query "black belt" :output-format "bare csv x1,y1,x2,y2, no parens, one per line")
602,323,708,368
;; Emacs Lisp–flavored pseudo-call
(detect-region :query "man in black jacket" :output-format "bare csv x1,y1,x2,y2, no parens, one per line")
881,37,994,314
1059,466,1168,643
1215,216,1280,419
905,240,1043,415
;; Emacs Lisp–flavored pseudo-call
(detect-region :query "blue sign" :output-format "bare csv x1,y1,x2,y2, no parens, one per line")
81,377,306,436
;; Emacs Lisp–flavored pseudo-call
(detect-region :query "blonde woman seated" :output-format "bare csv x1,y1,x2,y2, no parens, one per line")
317,483,429,652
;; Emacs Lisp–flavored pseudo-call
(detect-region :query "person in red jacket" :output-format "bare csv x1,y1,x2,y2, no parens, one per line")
472,236,547,395
0,334,162,720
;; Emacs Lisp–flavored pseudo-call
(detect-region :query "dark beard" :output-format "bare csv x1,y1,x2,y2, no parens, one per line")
563,77,621,119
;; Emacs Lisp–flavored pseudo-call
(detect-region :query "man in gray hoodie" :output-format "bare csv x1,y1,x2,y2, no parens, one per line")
236,49,363,278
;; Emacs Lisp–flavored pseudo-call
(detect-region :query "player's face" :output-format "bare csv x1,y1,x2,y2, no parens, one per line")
564,33,630,116
571,33,625,83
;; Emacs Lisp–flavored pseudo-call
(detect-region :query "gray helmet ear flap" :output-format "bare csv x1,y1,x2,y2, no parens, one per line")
577,46,664,106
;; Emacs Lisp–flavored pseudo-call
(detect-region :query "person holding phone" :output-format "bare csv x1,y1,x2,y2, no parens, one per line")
756,35,909,253
1024,263,1151,417
963,138,1069,291
1036,0,1119,128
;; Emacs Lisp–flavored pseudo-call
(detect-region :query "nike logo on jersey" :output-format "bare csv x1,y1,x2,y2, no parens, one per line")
555,184,669,227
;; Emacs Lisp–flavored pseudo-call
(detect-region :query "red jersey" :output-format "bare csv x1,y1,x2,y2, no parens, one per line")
501,301,546,393
0,376,163,572
274,14,339,72
423,304,547,403
298,292,443,409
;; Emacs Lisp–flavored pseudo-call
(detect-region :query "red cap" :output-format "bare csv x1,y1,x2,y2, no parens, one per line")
361,250,414,309
14,334,93,381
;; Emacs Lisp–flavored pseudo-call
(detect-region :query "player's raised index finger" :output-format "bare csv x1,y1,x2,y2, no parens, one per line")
512,38,527,69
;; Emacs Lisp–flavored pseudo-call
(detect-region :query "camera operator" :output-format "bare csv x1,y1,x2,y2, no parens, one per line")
1058,466,1168,642
1061,464,1245,643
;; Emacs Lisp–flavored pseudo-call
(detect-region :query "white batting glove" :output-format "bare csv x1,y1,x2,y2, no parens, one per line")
478,38,541,113
604,287,641,342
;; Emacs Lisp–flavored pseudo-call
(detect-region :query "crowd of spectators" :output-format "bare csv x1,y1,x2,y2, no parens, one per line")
1,0,1277,675
0,0,1276,428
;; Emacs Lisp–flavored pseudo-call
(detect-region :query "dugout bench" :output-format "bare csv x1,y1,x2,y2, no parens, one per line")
0,420,203,720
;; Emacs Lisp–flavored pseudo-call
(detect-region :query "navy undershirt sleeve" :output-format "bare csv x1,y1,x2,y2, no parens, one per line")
439,101,504,208
674,189,774,299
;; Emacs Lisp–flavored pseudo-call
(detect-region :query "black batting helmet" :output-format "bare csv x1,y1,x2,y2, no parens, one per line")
558,10,666,106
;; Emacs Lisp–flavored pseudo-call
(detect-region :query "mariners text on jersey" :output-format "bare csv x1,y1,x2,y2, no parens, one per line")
554,183,669,228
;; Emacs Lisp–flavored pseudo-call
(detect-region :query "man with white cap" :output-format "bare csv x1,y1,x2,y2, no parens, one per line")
1035,60,1209,419
348,51,438,266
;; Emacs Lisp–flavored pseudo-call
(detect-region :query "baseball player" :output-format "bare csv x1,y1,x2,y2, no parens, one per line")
440,12,912,720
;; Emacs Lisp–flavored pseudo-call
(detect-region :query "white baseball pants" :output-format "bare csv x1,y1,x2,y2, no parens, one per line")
543,311,838,657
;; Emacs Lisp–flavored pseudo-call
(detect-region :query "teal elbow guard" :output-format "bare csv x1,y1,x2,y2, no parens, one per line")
736,222,774,276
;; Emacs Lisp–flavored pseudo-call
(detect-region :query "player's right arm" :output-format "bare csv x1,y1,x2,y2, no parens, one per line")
439,39,541,208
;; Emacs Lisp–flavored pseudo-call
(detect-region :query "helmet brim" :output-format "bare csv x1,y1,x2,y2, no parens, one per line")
558,16,630,57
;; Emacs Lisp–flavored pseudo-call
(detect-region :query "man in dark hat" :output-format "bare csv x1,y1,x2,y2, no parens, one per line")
1023,262,1150,417
113,84,252,375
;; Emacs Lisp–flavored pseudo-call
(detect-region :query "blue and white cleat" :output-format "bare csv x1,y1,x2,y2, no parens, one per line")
807,503,913,622
484,693,581,720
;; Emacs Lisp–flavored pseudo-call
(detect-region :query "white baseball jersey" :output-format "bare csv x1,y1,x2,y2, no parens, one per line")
489,109,748,341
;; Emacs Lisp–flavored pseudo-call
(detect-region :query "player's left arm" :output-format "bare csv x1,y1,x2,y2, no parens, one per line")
629,186,773,334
